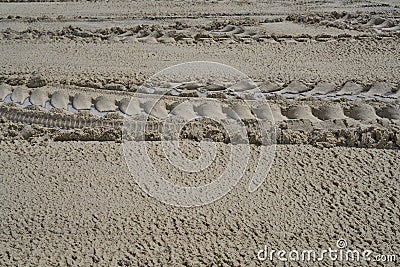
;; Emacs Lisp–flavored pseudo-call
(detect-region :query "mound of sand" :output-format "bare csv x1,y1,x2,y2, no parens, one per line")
271,105,288,121
376,105,400,120
73,93,92,110
345,104,378,121
50,91,69,110
196,102,226,120
363,82,392,96
336,81,364,96
253,104,273,120
0,84,11,100
286,104,319,121
30,88,48,107
259,81,281,93
95,96,116,112
304,82,336,95
11,87,29,104
280,81,310,94
224,103,254,120
203,83,226,91
219,25,236,32
366,17,385,26
170,102,197,120
228,80,257,92
312,103,347,120
143,100,169,119
119,98,142,116
177,82,203,90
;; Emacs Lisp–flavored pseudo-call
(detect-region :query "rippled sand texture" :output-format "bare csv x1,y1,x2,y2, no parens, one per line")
1,141,399,266
0,0,399,266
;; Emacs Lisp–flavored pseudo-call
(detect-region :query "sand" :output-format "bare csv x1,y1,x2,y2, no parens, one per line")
72,93,92,111
1,141,399,266
30,88,48,107
0,0,399,266
50,91,69,110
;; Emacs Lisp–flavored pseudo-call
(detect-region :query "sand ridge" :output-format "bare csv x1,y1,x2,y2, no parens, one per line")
0,80,399,114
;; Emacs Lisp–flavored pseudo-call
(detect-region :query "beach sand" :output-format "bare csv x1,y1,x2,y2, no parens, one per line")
0,0,399,266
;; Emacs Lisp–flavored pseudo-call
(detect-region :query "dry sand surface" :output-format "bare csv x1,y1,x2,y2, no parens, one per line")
0,0,399,266
1,141,399,266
